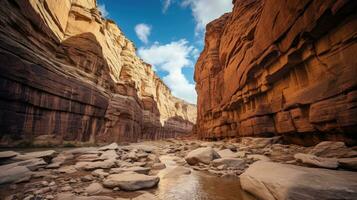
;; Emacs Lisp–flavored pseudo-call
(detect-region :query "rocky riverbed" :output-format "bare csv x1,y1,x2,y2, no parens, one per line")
0,138,357,200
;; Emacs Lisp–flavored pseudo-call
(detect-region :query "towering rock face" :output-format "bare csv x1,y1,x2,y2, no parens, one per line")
195,0,357,145
0,0,196,146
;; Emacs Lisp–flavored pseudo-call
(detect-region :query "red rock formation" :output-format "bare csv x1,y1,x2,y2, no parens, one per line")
195,0,357,145
0,0,196,146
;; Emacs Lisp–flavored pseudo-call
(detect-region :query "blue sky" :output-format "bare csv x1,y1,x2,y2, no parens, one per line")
97,0,233,104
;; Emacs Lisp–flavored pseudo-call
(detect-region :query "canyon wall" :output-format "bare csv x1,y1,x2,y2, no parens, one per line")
0,0,196,146
195,0,357,145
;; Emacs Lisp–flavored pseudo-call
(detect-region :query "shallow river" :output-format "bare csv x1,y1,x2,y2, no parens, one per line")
152,155,254,200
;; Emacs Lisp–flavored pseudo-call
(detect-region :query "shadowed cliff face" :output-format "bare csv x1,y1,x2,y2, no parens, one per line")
194,0,357,145
0,0,196,146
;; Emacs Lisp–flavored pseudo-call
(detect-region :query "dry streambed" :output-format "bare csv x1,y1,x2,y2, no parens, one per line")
0,138,357,200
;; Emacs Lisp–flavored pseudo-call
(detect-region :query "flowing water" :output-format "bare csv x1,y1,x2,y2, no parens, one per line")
152,155,255,200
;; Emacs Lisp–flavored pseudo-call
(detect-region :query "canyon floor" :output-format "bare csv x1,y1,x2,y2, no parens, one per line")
0,138,357,200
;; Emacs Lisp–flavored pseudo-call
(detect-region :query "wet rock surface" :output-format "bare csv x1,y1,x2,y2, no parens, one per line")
0,139,356,199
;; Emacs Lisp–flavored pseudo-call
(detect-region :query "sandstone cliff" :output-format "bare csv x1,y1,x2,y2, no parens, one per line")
0,0,196,146
195,0,357,145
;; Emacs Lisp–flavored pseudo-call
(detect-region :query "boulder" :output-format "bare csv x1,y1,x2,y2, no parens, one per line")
103,172,159,191
46,152,73,169
99,150,119,160
92,169,109,177
294,153,338,169
151,163,166,170
185,147,220,165
134,145,155,153
99,143,119,151
0,151,19,159
240,161,357,200
0,165,31,184
15,150,57,163
217,149,237,158
1,158,47,171
338,157,357,171
309,141,357,158
211,158,245,169
85,182,104,195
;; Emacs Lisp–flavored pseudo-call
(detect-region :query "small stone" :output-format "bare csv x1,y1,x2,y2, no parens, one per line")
61,185,72,192
41,180,49,186
49,181,56,186
151,163,166,170
69,178,77,183
92,169,109,177
81,175,94,182
85,182,103,195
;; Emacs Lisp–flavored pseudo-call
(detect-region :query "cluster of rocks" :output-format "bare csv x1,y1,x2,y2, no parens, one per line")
0,143,165,200
178,138,357,199
1,138,356,200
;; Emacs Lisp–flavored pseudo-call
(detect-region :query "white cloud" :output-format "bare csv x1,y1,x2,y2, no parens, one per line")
162,0,172,13
182,0,233,35
98,4,109,17
138,39,197,104
135,23,152,44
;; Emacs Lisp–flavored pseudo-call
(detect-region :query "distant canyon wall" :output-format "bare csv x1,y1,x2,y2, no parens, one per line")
194,0,357,145
0,0,196,146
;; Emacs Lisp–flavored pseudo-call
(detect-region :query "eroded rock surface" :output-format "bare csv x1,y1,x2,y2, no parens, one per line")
194,0,357,145
240,161,357,200
0,0,196,146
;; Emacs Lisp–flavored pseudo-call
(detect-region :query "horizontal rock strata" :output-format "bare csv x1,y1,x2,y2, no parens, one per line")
194,0,357,144
0,0,196,145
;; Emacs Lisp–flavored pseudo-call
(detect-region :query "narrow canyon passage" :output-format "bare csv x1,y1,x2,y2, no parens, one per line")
0,0,357,200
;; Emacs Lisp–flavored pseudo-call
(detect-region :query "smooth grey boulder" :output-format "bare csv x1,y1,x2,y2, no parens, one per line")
185,147,220,165
0,151,19,159
15,150,57,163
0,165,31,184
217,149,237,158
240,161,357,200
103,172,159,191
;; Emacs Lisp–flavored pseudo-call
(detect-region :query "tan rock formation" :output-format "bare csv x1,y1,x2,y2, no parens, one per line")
194,0,357,145
0,0,196,146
